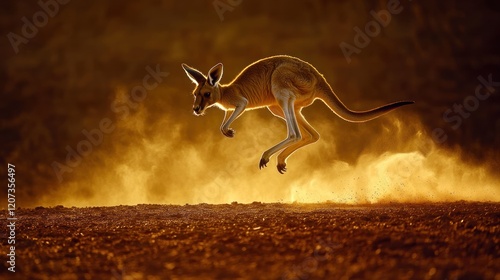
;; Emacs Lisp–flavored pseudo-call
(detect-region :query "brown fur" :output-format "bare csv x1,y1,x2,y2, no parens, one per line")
182,55,413,173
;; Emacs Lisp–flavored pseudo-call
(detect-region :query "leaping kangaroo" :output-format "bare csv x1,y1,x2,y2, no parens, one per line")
181,55,414,174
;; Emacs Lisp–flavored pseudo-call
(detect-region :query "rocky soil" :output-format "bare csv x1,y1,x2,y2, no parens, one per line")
1,202,499,279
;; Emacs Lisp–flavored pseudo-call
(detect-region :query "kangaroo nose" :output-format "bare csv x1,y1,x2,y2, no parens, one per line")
193,106,200,113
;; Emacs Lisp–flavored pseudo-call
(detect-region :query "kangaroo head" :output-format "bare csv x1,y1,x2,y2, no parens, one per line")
181,63,223,116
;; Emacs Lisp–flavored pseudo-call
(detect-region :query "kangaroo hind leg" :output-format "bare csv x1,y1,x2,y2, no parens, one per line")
276,109,320,173
259,93,301,169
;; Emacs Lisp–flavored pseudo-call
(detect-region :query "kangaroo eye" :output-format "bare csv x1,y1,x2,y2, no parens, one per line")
204,92,211,98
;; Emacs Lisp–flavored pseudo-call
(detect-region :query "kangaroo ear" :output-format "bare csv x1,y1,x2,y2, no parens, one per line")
182,63,206,85
207,63,223,86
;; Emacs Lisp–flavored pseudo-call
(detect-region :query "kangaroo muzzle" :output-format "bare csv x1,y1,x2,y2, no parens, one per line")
193,105,202,115
193,104,207,115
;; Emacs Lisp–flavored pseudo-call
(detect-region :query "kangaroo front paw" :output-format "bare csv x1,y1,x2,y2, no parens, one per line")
259,158,269,169
277,163,287,174
221,128,235,138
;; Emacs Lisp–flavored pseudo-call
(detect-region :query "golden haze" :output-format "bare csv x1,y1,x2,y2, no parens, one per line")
40,90,500,206
2,1,499,206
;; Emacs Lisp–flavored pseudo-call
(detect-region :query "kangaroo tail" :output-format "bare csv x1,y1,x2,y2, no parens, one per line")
317,80,414,123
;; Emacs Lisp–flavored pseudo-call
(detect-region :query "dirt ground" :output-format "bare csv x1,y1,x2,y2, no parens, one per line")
1,202,499,280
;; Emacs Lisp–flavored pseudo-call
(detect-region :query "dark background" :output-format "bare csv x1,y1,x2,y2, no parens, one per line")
1,0,499,207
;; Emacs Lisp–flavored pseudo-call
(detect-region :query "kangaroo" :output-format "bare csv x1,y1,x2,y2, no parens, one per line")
181,55,414,174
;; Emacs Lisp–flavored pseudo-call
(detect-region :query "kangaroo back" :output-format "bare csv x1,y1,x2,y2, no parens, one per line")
317,79,414,123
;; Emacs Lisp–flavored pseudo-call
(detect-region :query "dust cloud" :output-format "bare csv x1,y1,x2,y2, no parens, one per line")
39,92,500,206
2,1,499,207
